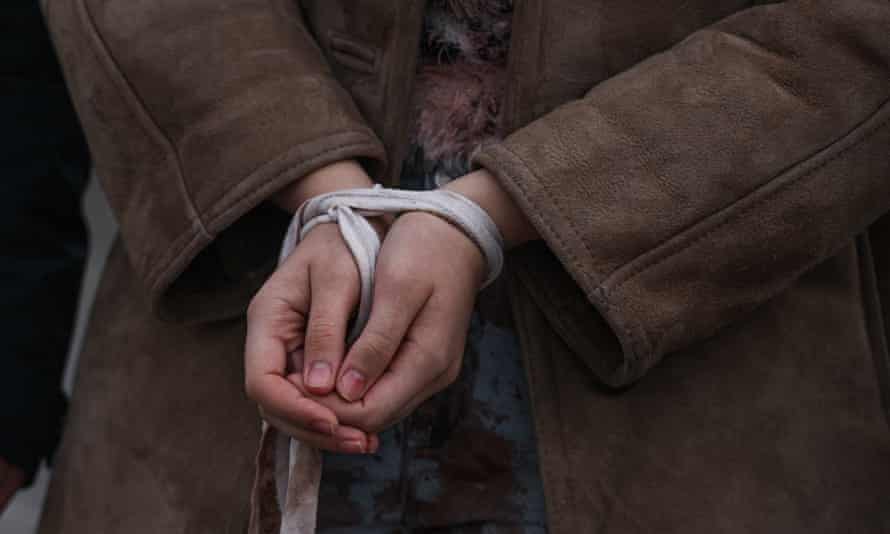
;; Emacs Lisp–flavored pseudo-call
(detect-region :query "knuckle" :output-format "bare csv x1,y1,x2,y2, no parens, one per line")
355,330,397,365
409,339,451,371
247,287,295,322
313,243,355,274
331,255,359,279
308,316,338,337
362,410,389,434
306,318,340,353
313,269,359,306
379,262,425,293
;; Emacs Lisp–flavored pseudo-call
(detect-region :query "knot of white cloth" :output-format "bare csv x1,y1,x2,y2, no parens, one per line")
268,185,504,534
278,184,505,341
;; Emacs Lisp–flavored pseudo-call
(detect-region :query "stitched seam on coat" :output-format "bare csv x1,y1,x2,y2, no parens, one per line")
146,139,383,296
489,145,651,364
608,97,890,293
143,218,209,290
144,219,205,289
480,147,594,294
492,144,600,291
147,230,208,310
517,261,637,387
141,134,382,290
477,145,650,369
75,0,210,239
143,224,202,294
202,133,381,224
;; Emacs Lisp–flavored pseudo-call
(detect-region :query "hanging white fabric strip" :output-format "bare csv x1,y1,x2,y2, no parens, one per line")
268,185,504,533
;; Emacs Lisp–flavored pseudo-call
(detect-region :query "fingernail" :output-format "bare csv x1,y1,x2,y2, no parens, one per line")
307,361,332,389
339,369,367,401
341,440,367,454
310,420,335,436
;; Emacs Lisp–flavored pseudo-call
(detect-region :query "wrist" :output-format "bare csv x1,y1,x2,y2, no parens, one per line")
277,161,392,238
443,169,539,249
396,211,488,287
273,160,375,213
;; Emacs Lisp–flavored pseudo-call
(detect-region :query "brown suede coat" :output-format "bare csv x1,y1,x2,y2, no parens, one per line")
41,1,890,532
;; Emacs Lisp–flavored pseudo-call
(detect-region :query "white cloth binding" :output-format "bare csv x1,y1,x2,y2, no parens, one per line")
272,185,504,533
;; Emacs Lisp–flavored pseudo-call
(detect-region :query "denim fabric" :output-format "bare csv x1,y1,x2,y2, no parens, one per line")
317,314,547,534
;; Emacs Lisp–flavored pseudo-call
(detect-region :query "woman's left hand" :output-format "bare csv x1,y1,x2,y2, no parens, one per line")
294,209,486,433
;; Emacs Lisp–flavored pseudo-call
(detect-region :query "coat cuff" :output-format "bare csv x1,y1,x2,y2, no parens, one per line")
474,145,648,387
152,131,386,323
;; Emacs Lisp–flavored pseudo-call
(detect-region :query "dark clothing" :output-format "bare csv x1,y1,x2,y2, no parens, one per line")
0,1,89,485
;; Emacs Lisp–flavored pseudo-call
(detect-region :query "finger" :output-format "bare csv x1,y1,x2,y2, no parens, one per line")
248,369,339,433
264,376,374,450
287,372,384,446
263,412,376,455
320,337,457,434
303,261,359,395
337,272,431,402
284,373,381,451
288,371,366,424
366,337,457,427
353,292,468,432
289,351,444,444
244,257,310,384
271,244,314,308
245,299,303,388
245,291,331,432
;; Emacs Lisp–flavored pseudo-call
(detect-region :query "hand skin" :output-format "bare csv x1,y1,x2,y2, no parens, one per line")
286,208,485,434
442,168,540,249
246,163,539,451
245,159,385,454
0,458,25,513
309,169,539,432
272,159,375,213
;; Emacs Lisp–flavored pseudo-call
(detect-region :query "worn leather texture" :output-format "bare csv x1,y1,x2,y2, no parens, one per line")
43,1,890,532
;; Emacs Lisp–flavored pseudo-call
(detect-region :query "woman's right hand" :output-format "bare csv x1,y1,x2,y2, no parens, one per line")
244,160,382,454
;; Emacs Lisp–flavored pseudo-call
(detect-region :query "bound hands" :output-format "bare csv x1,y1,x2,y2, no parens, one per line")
244,160,537,453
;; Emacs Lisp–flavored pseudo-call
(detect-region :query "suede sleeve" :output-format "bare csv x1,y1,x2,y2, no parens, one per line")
475,0,890,386
45,0,386,322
